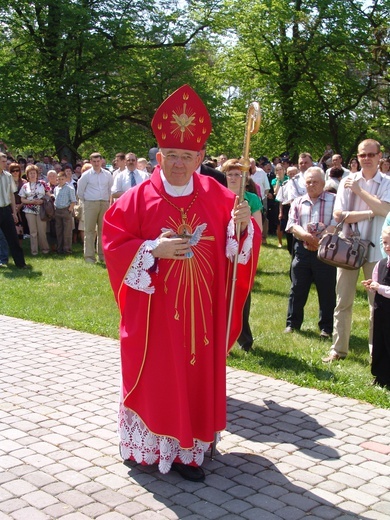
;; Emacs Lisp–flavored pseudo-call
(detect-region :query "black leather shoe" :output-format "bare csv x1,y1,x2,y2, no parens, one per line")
171,463,205,482
241,342,253,353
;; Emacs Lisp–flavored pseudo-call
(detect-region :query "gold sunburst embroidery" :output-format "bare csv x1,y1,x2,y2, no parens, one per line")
171,102,196,143
163,212,215,364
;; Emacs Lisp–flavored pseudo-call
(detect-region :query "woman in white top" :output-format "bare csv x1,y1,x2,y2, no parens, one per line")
19,164,50,255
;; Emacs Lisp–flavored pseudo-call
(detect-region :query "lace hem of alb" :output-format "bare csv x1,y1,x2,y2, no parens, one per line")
118,402,213,474
226,218,254,265
124,240,159,294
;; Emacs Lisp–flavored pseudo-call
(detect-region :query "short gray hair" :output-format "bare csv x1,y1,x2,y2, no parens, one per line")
304,166,325,181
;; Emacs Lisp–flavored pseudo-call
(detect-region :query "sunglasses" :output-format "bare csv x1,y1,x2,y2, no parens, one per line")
10,169,21,172
357,153,378,159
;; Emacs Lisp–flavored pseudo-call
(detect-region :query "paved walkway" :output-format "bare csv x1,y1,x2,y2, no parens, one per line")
1,315,390,520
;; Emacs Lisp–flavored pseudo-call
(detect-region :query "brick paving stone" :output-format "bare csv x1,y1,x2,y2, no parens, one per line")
41,481,71,496
0,499,28,514
279,491,320,511
277,505,311,520
132,512,171,520
0,488,14,502
1,479,38,496
60,456,93,471
339,488,379,507
218,499,252,515
90,489,130,508
337,500,368,515
22,490,59,508
56,513,91,520
11,507,50,519
159,505,193,519
56,490,95,508
79,502,112,518
371,501,390,514
310,504,344,519
328,471,365,488
308,489,345,506
362,512,390,520
241,507,280,519
187,500,229,519
316,479,347,494
41,503,75,517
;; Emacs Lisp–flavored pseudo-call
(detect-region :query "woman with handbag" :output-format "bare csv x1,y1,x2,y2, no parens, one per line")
19,164,50,255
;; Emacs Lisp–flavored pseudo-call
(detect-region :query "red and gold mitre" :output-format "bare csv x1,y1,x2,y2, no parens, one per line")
151,84,212,151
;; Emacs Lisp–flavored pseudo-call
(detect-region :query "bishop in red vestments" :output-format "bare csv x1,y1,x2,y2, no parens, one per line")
103,85,261,481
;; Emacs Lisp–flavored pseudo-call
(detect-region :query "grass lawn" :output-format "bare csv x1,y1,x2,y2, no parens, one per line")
1,236,389,409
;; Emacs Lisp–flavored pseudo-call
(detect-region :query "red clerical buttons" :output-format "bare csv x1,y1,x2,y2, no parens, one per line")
151,84,212,152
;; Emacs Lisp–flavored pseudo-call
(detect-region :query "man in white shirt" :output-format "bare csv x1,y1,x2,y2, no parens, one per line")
250,158,270,241
0,153,27,268
323,139,390,362
250,158,270,200
111,152,148,199
112,153,127,178
286,152,314,201
325,154,350,180
77,152,113,263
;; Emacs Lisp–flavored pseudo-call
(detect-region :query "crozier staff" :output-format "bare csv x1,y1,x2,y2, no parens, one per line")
103,85,261,482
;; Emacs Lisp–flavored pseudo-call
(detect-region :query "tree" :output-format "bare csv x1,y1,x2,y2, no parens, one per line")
216,0,389,161
0,0,222,163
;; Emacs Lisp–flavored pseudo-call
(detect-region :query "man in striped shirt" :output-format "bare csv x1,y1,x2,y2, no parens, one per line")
284,167,337,338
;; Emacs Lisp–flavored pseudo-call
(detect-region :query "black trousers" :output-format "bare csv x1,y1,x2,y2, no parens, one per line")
238,292,253,350
0,205,26,267
286,241,336,333
371,296,390,385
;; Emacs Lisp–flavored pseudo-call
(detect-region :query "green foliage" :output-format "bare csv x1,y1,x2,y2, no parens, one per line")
1,237,389,408
213,0,389,160
0,0,223,161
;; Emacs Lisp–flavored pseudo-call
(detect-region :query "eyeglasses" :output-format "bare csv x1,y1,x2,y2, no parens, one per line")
357,153,378,159
161,153,198,164
10,169,21,172
226,173,242,178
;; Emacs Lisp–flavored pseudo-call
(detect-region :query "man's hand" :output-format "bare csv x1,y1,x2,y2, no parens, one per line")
233,197,251,232
152,230,191,260
304,232,320,251
344,176,362,195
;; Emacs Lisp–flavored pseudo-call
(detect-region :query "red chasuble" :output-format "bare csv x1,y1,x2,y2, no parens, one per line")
103,169,260,457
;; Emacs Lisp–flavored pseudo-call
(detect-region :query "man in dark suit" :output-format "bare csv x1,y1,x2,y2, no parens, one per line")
198,146,227,187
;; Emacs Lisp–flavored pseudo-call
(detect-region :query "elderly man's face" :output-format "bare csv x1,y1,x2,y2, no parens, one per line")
305,170,324,198
157,148,201,187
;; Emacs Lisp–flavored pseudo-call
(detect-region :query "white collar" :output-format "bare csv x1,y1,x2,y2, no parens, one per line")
160,170,194,197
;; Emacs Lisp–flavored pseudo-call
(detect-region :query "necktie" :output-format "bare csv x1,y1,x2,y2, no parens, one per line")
130,171,136,188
